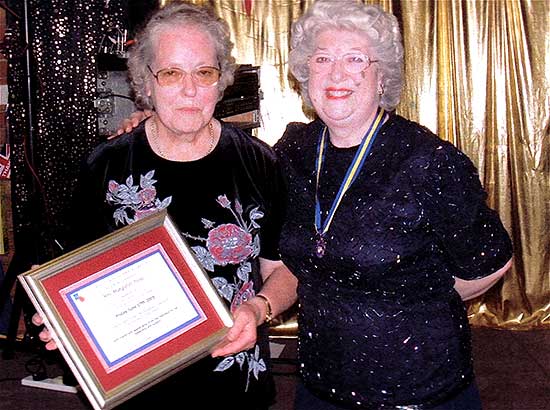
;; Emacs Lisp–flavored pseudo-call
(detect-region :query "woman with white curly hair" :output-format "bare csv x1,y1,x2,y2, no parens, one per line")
274,1,512,409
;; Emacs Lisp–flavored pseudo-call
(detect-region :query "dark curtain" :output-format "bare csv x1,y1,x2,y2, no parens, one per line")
5,0,128,267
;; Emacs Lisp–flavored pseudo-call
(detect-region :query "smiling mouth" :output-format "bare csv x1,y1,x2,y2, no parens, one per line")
325,89,353,98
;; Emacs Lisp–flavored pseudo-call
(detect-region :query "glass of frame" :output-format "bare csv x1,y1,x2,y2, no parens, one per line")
18,210,233,410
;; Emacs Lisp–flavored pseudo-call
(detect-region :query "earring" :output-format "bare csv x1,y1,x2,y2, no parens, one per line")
377,83,384,96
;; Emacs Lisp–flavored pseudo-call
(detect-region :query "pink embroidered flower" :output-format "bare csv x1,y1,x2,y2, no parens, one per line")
138,187,157,205
207,223,253,265
230,280,255,313
216,195,231,208
108,180,119,193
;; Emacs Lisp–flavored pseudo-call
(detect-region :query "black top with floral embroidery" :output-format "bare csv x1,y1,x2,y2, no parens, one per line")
68,121,285,409
274,114,513,409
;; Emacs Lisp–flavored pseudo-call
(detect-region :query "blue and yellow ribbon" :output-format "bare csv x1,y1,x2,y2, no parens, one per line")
314,107,387,250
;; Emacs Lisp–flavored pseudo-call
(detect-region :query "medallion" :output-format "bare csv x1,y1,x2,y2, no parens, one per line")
313,108,387,261
315,234,326,258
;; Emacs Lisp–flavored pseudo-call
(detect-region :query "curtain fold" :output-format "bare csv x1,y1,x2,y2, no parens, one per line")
167,0,550,329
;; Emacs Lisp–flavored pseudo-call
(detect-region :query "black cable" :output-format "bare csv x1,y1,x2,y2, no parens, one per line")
0,0,21,19
96,91,134,101
111,93,134,100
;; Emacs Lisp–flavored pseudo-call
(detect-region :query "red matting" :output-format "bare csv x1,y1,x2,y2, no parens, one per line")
41,226,225,391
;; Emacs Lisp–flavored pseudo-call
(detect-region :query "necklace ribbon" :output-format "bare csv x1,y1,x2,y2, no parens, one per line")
314,107,387,258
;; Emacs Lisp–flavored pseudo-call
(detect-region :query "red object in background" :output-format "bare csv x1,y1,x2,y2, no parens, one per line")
0,144,10,179
243,0,253,17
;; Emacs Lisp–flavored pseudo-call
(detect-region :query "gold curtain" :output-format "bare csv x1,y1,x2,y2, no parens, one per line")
164,0,549,329
397,0,549,329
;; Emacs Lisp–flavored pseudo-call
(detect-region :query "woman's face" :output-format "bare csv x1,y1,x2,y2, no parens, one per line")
308,28,380,131
147,25,219,137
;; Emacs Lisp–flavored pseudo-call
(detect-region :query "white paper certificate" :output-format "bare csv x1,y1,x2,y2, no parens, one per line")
60,244,206,371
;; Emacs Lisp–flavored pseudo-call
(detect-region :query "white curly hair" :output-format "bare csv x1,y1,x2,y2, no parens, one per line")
127,2,236,110
289,0,404,111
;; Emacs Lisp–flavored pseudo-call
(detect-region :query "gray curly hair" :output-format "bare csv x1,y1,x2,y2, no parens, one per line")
127,1,236,110
289,0,404,111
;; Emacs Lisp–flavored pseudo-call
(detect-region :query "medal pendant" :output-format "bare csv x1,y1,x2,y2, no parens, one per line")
315,235,326,258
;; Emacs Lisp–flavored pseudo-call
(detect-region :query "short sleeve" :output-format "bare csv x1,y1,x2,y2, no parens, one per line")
415,142,513,279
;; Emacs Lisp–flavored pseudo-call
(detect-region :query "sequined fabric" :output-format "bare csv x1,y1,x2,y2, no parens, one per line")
274,114,513,408
6,0,127,260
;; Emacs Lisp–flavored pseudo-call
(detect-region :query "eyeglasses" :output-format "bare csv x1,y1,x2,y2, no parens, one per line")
148,65,221,87
308,53,378,74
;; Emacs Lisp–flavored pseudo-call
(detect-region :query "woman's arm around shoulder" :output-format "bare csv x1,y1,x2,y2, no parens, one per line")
111,109,153,137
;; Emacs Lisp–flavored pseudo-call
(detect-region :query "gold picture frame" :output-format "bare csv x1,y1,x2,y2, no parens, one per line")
18,210,233,410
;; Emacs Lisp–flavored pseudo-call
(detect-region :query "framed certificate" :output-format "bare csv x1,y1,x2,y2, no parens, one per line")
18,210,233,410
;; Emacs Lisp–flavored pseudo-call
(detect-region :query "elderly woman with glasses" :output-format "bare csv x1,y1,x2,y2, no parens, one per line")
34,2,297,409
274,1,512,409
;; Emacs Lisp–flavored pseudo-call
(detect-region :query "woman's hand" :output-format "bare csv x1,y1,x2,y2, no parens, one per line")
210,298,265,357
454,258,512,301
111,109,153,137
28,266,58,350
31,312,58,351
31,297,261,356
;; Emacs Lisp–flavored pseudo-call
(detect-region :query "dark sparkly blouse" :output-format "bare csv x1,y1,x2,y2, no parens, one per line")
274,114,513,409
